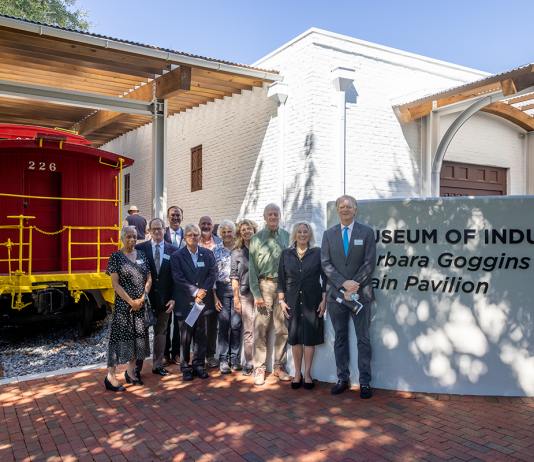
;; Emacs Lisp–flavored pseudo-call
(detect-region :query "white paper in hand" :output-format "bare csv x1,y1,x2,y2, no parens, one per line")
185,302,205,327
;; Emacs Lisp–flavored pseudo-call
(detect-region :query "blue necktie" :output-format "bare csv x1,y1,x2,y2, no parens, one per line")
173,232,178,246
343,227,349,256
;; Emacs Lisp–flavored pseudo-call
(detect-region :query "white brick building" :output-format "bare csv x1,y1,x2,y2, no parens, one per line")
104,28,534,236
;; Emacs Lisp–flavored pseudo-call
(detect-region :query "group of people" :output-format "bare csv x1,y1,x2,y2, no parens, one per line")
104,195,376,399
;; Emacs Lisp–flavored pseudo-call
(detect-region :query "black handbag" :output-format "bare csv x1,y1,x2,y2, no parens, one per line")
143,290,158,328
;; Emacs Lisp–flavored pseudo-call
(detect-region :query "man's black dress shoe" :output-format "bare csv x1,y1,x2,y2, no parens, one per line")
360,384,372,399
183,372,194,381
124,371,143,386
331,380,350,395
104,377,125,392
193,368,209,379
152,367,171,376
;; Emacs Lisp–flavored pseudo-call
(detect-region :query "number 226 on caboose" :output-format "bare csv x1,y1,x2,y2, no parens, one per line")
0,124,134,336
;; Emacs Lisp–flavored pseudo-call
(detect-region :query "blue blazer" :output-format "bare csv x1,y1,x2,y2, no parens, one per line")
135,240,179,312
164,226,187,248
171,246,217,317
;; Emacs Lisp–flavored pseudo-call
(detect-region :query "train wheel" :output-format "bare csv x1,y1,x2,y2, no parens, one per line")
76,297,94,337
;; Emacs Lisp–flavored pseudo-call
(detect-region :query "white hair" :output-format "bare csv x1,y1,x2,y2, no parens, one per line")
183,223,201,236
217,219,236,237
335,195,358,209
289,221,316,248
120,226,137,239
263,203,281,215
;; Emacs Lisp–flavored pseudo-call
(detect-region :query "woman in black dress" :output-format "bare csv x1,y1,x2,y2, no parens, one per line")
104,226,152,391
277,221,326,390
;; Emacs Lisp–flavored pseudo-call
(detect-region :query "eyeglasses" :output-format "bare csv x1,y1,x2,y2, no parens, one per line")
150,227,164,232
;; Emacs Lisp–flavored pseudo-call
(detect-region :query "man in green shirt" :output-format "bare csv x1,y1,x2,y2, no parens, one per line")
249,203,290,386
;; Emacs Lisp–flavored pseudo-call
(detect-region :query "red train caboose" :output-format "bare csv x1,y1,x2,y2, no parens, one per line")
0,124,134,336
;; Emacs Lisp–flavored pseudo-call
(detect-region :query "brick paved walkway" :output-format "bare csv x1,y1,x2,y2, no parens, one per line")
1,364,533,462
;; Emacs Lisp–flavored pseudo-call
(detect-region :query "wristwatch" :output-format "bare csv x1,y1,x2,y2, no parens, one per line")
279,298,285,304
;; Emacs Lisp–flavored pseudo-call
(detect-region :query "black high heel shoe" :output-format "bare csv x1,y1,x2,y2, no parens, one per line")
125,371,144,386
291,374,303,390
104,376,125,392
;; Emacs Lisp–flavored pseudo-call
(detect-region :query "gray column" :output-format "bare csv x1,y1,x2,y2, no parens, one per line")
151,96,167,220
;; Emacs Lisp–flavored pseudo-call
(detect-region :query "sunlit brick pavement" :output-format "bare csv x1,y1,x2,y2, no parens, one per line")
1,364,533,462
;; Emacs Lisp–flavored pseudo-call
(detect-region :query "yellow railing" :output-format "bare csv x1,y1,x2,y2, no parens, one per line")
67,226,120,273
1,216,120,276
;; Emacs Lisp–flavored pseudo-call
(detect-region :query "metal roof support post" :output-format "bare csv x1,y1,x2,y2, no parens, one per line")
431,96,493,197
421,107,439,198
332,68,355,197
152,96,167,220
527,132,534,195
268,82,289,225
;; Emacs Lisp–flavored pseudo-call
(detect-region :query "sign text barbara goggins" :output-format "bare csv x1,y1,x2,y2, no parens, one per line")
326,197,534,396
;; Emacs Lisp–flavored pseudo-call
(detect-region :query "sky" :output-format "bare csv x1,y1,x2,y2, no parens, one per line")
79,0,533,74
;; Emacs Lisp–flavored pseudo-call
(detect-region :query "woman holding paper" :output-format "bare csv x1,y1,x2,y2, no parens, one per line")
104,226,152,392
277,221,326,390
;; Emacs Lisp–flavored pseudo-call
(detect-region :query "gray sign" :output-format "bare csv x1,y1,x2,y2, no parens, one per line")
326,196,534,396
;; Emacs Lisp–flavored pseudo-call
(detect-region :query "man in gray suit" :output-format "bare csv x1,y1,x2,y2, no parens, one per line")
321,195,376,398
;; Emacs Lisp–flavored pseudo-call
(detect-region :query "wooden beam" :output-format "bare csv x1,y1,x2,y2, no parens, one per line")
480,101,534,131
72,66,188,135
74,111,125,136
156,66,191,99
501,78,518,97
520,103,534,112
73,82,154,135
507,93,534,105
397,64,534,112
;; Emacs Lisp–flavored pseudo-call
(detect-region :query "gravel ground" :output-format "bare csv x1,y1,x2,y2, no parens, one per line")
0,317,154,379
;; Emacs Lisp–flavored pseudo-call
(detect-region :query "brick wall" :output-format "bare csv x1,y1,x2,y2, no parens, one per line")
103,28,526,238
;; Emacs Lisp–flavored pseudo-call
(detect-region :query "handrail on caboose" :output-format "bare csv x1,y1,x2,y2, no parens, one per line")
1,216,121,277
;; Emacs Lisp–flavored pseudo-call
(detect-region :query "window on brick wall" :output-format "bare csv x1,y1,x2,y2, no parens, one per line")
191,145,202,192
124,173,131,205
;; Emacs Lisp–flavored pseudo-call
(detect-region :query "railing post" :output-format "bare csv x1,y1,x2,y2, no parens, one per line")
18,216,23,273
97,228,100,273
68,227,72,274
28,226,32,275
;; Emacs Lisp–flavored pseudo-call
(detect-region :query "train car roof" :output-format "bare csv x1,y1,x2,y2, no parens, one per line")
0,138,134,168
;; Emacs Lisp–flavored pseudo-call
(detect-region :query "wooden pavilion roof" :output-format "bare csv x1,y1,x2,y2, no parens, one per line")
394,62,534,131
0,15,280,147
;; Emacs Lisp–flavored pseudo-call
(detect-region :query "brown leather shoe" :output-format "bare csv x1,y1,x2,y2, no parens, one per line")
162,357,169,367
254,368,265,386
273,366,291,381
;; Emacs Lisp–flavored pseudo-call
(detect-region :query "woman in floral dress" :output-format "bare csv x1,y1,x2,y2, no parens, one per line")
104,226,152,391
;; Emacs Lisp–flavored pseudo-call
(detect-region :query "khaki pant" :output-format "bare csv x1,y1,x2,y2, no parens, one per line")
253,279,288,371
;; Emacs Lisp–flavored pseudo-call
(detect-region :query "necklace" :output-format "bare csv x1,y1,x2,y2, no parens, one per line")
296,247,307,258
201,236,212,245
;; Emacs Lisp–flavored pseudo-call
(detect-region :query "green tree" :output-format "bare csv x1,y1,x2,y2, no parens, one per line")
0,0,94,31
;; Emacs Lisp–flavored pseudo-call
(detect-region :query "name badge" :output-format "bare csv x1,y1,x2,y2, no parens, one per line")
197,261,205,267
354,239,363,245
163,254,170,260
136,259,143,265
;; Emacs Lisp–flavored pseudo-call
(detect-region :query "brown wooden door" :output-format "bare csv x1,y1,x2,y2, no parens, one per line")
440,161,507,197
24,170,61,272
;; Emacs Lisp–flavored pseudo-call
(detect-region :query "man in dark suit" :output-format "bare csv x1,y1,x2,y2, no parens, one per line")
134,218,179,378
163,205,186,366
321,195,376,398
171,223,217,381
164,205,186,248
